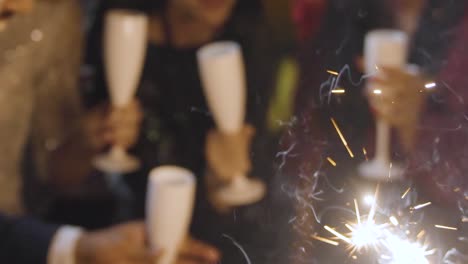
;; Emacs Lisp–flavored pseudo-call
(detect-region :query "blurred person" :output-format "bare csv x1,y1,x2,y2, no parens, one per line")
0,215,158,264
279,0,468,262
0,0,143,220
0,213,220,264
0,2,220,264
291,0,327,44
85,0,282,262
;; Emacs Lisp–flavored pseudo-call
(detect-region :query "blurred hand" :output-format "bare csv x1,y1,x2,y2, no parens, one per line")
366,66,427,151
75,222,159,264
205,124,255,212
0,0,33,14
176,237,220,264
84,99,143,152
205,124,255,182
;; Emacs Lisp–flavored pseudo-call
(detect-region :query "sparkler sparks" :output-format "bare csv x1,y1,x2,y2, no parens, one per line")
327,157,337,167
331,88,346,94
434,225,458,231
412,202,432,210
327,70,339,75
316,188,436,264
324,225,352,244
330,118,354,158
389,216,399,226
383,235,433,264
424,82,436,89
362,147,368,161
311,234,340,246
363,195,375,206
401,187,411,199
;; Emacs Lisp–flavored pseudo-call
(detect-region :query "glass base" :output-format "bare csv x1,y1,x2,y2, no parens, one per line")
358,159,404,181
215,177,266,206
93,151,140,174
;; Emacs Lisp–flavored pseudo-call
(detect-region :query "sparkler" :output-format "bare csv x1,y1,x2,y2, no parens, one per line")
382,234,433,264
314,186,436,264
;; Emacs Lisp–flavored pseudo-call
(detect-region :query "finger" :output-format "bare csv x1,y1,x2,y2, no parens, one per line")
176,259,206,264
180,238,220,262
120,106,144,126
113,127,140,148
130,248,162,264
118,222,147,245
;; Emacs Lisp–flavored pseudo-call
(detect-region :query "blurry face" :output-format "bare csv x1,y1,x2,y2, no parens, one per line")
0,0,34,25
172,0,236,28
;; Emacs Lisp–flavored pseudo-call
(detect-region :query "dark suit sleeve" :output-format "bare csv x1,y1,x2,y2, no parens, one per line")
0,214,59,264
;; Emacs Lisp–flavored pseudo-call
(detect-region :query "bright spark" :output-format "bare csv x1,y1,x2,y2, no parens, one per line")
327,70,339,75
327,157,337,167
311,234,340,246
384,235,432,264
318,187,437,264
363,195,375,206
354,199,361,225
388,162,393,179
412,202,432,210
434,225,457,231
330,118,354,158
324,225,352,244
416,230,426,239
424,82,436,89
348,221,383,250
331,89,346,94
367,185,379,223
373,89,382,94
401,187,411,199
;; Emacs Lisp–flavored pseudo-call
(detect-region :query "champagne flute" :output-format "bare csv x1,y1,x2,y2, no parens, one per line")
146,166,196,264
359,30,409,180
197,41,266,206
93,9,148,174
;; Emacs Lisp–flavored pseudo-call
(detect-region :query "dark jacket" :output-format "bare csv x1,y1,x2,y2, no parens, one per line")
0,214,57,264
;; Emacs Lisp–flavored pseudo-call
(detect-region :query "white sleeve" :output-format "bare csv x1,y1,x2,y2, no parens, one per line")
47,226,84,264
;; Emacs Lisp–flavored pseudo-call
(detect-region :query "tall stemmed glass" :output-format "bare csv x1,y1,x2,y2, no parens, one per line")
358,30,409,180
93,9,148,174
146,166,196,264
197,41,266,206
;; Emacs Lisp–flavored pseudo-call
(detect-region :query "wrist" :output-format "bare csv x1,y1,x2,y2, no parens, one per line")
75,231,93,264
48,226,83,264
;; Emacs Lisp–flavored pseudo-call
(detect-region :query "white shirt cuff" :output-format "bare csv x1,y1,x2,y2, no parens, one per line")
47,226,84,264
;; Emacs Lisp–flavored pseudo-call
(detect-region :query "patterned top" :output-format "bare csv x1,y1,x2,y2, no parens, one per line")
0,0,83,214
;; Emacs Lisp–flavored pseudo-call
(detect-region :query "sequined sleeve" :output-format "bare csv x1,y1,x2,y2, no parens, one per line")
0,0,83,214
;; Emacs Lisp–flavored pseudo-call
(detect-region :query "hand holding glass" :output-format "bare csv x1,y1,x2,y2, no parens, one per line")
359,30,409,180
93,9,148,174
197,41,266,206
